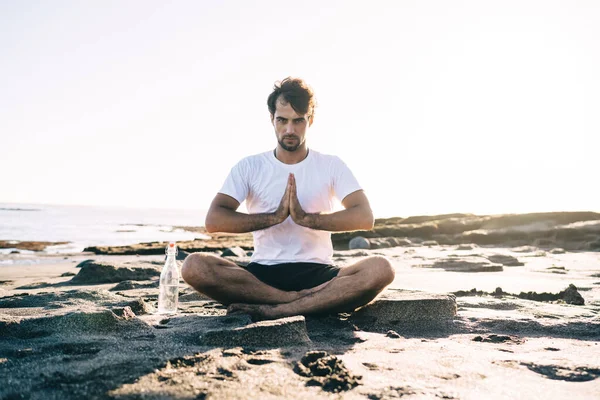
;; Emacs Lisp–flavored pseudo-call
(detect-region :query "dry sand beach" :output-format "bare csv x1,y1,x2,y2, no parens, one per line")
1,212,600,399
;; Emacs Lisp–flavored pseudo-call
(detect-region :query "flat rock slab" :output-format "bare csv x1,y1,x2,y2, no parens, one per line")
351,290,457,330
71,261,160,284
486,254,524,266
430,256,504,272
199,315,311,347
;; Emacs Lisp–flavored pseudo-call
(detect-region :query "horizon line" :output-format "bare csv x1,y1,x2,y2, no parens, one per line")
1,201,599,220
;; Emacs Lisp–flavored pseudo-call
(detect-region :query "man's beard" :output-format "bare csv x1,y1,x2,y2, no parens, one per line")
278,135,302,152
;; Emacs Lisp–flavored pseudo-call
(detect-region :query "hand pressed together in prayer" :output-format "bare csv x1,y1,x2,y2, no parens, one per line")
274,173,311,227
289,173,310,226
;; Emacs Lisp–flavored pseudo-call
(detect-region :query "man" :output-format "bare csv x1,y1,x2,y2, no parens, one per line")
181,77,395,320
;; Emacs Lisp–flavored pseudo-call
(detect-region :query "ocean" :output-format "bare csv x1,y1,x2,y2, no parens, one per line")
0,203,208,255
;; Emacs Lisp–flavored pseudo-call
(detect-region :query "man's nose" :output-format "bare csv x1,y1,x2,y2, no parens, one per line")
285,123,295,133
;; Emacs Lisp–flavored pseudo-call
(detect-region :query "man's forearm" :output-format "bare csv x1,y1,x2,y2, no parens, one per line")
298,205,374,232
205,206,283,233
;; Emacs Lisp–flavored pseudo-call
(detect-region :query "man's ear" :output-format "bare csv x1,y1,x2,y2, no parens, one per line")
308,114,314,127
270,113,274,125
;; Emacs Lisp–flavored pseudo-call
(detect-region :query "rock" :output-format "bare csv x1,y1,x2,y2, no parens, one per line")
550,248,566,254
392,238,413,246
429,257,503,272
0,240,69,252
374,237,413,248
562,284,585,305
452,288,487,297
456,244,477,250
454,285,585,306
472,334,515,343
517,284,585,305
365,237,413,249
512,246,538,253
349,236,370,250
176,250,190,261
75,259,94,268
60,272,76,277
486,254,524,266
351,290,457,331
293,351,361,393
385,330,402,338
221,247,247,258
334,250,370,258
70,261,160,284
368,238,392,249
533,238,557,247
421,240,439,246
84,233,254,255
587,240,600,251
199,316,311,347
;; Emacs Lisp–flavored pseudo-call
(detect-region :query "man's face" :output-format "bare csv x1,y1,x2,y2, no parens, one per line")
271,98,312,152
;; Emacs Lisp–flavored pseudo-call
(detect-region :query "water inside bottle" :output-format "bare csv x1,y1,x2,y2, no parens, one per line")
158,284,178,314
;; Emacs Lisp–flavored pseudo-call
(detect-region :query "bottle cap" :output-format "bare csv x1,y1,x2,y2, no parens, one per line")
166,241,178,255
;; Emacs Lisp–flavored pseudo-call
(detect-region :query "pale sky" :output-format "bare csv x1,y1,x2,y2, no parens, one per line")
1,0,598,218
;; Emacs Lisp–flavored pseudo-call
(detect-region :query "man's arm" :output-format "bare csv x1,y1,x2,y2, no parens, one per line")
289,174,374,232
204,176,293,233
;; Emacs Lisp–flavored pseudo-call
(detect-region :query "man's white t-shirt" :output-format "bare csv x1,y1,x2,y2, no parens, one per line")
219,149,362,265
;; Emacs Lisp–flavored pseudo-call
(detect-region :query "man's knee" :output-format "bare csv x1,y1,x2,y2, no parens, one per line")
367,255,395,289
181,252,220,287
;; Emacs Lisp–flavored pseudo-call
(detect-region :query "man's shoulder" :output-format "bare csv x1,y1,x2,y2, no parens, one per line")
309,149,344,165
235,151,272,168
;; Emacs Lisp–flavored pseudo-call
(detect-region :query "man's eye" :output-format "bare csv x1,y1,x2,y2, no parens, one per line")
294,119,306,124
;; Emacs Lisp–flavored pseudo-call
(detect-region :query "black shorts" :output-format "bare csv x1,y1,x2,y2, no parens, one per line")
245,262,341,292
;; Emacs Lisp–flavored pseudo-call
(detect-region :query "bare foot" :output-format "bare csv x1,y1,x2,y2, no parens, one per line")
227,303,282,321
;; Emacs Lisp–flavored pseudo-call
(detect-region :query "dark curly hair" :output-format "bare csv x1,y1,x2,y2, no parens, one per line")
267,77,316,120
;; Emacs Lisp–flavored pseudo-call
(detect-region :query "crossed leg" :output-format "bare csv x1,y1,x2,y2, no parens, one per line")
181,253,320,305
181,253,395,320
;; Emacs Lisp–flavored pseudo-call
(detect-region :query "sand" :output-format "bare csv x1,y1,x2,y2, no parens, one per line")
1,245,599,399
